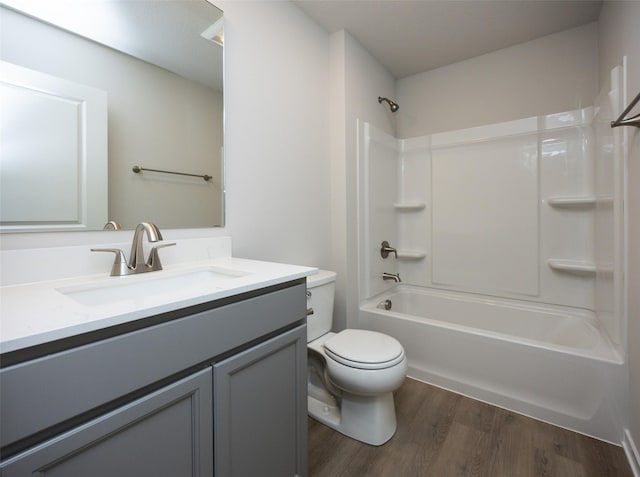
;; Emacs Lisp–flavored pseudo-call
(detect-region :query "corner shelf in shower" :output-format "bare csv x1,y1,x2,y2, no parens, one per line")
547,259,596,274
394,201,426,211
596,195,615,206
396,250,426,260
547,196,596,208
597,263,615,275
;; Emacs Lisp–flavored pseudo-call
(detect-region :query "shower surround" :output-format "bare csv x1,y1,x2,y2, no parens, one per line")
357,67,627,442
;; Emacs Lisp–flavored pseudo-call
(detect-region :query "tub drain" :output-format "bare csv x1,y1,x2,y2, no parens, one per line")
377,299,392,310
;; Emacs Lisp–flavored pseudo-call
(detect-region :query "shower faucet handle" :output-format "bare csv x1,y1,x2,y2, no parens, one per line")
380,241,398,259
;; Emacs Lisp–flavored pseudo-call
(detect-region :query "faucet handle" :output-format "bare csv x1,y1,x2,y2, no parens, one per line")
380,241,398,259
91,248,129,276
146,242,176,271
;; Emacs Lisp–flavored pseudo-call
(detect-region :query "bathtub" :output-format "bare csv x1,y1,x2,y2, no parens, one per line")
359,285,625,443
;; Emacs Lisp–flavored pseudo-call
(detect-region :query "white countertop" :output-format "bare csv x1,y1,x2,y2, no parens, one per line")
1,253,316,354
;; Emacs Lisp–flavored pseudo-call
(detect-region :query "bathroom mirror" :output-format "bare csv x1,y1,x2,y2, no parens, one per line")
0,0,224,232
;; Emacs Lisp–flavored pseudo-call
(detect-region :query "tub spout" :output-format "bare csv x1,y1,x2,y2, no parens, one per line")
382,272,401,283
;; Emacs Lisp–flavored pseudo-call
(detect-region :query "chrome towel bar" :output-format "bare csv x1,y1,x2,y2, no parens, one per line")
132,165,212,181
611,90,640,128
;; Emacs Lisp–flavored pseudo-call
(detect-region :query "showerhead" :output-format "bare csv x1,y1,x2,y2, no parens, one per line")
378,96,399,113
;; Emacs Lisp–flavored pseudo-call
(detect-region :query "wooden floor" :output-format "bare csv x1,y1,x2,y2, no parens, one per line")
308,378,632,477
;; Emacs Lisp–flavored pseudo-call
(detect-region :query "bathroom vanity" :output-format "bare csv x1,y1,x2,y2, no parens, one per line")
0,239,312,477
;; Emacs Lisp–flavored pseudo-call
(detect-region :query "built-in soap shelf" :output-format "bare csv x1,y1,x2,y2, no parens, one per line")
596,195,614,206
597,263,615,275
396,250,426,260
547,259,596,274
394,201,426,211
547,196,596,208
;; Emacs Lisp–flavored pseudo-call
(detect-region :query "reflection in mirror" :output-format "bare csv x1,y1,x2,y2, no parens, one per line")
0,0,224,232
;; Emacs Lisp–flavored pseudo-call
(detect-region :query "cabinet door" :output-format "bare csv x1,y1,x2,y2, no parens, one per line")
0,368,213,477
214,325,307,477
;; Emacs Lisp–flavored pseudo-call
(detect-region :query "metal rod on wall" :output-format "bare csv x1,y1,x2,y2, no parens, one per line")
132,165,212,182
611,90,640,128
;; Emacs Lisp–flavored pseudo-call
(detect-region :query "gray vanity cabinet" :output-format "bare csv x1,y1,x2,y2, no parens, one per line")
0,280,307,477
214,325,307,477
0,369,214,477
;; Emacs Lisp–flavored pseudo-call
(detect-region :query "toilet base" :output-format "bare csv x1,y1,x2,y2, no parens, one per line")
308,391,397,446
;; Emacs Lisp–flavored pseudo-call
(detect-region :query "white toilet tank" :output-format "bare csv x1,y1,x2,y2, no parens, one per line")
306,270,336,342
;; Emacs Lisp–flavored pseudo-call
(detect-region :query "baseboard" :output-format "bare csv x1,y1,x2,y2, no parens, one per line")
624,429,640,477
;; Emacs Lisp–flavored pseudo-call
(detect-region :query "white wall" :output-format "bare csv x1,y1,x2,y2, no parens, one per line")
330,30,396,330
396,23,598,138
599,0,640,464
329,32,349,331
0,1,333,277
219,0,332,267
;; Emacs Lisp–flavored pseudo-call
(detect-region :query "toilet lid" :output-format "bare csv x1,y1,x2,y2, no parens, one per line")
323,329,405,370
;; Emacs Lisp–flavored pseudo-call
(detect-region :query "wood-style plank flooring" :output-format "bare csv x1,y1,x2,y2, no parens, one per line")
308,378,633,477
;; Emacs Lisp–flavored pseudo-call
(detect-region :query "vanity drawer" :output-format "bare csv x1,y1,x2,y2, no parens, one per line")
0,282,306,451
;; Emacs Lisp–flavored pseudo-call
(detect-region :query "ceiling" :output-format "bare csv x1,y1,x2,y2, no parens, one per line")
294,0,603,79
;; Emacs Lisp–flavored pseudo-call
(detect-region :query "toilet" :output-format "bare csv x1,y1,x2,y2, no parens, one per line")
306,270,407,446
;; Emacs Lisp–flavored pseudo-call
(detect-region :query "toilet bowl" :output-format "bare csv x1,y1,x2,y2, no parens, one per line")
306,270,407,446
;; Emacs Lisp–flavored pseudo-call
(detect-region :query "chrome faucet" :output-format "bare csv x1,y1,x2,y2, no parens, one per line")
92,222,175,276
128,222,163,271
103,221,122,230
382,272,401,283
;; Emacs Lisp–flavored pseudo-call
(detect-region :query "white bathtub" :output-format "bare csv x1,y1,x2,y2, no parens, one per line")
359,285,625,443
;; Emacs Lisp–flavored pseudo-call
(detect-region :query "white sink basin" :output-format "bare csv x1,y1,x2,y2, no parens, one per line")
57,267,249,307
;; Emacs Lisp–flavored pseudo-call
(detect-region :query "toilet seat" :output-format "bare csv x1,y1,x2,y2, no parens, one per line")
323,329,405,370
